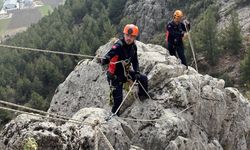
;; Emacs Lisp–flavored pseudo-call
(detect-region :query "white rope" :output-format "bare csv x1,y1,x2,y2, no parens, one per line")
138,80,153,100
0,100,107,126
0,44,104,59
0,106,84,125
0,100,95,125
120,104,194,122
114,80,137,115
97,127,115,150
94,126,99,150
184,23,198,72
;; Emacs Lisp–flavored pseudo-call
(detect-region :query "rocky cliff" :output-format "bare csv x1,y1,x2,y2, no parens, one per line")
217,0,250,33
1,39,250,150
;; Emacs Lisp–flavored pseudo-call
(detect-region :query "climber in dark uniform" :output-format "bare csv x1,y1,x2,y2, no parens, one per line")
99,24,148,117
166,9,190,69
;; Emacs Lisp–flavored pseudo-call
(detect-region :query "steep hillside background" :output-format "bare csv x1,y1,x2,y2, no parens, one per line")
0,0,250,127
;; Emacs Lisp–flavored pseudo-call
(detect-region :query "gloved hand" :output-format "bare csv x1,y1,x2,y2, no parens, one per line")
135,72,140,80
183,19,189,25
96,57,109,65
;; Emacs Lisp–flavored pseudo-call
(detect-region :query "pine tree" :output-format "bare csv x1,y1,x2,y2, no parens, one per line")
101,16,117,43
26,92,48,110
108,0,127,24
220,11,243,54
241,47,250,84
193,6,219,65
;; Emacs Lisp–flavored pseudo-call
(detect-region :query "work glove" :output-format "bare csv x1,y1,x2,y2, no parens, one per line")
183,19,189,25
96,57,109,66
135,72,140,80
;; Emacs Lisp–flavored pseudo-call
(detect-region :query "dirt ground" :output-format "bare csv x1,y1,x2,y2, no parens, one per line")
0,0,63,40
7,0,63,29
41,0,63,8
7,9,41,29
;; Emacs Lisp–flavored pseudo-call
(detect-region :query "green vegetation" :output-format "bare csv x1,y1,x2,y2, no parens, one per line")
108,0,127,24
241,47,250,85
38,5,53,17
191,6,220,65
241,47,250,99
0,19,11,35
219,11,243,54
0,0,3,9
0,0,117,126
23,137,38,150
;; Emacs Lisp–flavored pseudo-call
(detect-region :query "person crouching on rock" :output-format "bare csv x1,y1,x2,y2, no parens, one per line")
98,24,148,116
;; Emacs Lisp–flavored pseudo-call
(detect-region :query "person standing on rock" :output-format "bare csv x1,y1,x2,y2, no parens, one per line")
98,24,148,117
166,9,190,69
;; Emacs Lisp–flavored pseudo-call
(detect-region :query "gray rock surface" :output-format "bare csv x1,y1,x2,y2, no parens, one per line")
217,0,250,35
124,0,167,41
1,40,250,150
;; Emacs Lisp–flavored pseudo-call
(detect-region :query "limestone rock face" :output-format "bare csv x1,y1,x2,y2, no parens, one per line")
123,0,167,42
217,0,250,34
1,40,250,150
0,108,132,150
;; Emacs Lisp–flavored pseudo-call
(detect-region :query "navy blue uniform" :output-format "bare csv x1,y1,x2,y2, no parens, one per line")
166,20,190,67
102,38,148,115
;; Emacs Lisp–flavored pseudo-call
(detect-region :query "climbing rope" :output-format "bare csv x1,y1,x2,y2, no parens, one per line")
97,127,115,150
120,104,195,122
0,44,104,59
92,120,100,150
0,106,83,125
183,21,204,133
94,126,99,150
105,80,137,121
114,80,137,115
0,100,97,126
184,22,198,72
138,80,153,100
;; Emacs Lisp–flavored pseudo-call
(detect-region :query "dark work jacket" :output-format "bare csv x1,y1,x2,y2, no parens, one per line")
166,20,190,46
102,38,139,82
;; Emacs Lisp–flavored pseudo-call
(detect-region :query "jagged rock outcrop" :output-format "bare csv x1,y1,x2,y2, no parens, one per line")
124,0,167,41
0,108,131,150
1,39,250,150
